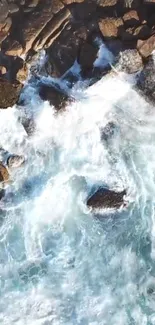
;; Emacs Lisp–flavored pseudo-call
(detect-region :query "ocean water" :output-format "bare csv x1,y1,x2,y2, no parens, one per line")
0,55,155,324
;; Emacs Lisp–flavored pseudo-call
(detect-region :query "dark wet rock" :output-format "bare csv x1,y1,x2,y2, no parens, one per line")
137,56,155,101
0,0,9,24
122,25,150,41
87,188,126,210
137,35,155,58
78,42,98,76
117,49,143,73
46,24,89,78
97,0,118,7
0,78,22,108
39,83,73,110
0,163,9,183
7,155,25,168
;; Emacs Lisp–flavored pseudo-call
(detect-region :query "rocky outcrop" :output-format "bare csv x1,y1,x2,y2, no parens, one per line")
137,56,155,101
0,0,155,108
87,188,127,210
38,82,73,110
0,78,22,108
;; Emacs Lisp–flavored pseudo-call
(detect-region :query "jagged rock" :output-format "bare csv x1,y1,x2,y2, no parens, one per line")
0,78,22,108
97,0,119,7
0,163,9,183
4,39,23,56
122,25,150,41
137,56,155,101
123,0,141,8
137,35,155,57
117,49,143,73
0,17,12,44
123,10,140,27
33,8,71,51
8,3,19,13
99,18,124,39
16,61,28,84
87,188,127,210
7,155,25,168
38,83,73,110
21,0,64,55
47,24,87,77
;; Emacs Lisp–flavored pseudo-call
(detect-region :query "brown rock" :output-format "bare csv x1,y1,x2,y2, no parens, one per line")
99,18,124,38
0,78,22,108
0,163,9,183
7,155,25,168
97,0,118,6
0,66,6,75
137,35,155,57
16,62,28,84
4,40,23,56
21,0,64,54
33,8,71,51
87,188,126,210
123,10,140,27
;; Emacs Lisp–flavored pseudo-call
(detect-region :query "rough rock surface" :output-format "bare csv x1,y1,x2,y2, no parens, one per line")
117,49,143,73
0,163,9,183
0,78,22,108
87,188,127,210
38,83,73,110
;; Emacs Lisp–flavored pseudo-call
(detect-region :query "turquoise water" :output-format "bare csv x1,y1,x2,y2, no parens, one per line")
0,72,155,324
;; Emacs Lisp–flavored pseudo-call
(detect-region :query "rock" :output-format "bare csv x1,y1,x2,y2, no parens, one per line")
7,155,25,168
32,8,71,51
16,62,28,84
121,25,150,41
123,10,140,28
100,122,117,141
0,65,7,75
78,42,98,75
122,0,141,8
87,188,127,210
21,0,64,55
61,0,84,3
4,39,23,56
97,0,118,7
99,18,124,39
38,83,73,110
137,35,155,58
47,24,86,77
117,49,143,73
71,2,96,21
0,78,22,108
0,17,12,44
144,0,155,4
137,56,155,101
0,163,9,183
0,0,9,24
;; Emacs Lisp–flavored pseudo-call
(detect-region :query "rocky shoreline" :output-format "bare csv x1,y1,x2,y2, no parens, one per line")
0,0,155,211
0,0,155,107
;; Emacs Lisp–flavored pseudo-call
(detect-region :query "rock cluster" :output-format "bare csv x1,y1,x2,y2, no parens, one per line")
0,0,155,107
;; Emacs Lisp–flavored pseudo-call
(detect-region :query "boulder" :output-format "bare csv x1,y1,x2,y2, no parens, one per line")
137,35,155,58
38,83,73,110
7,155,25,168
117,49,143,73
137,56,155,101
99,18,124,39
0,163,9,183
46,24,87,77
0,78,22,108
87,188,127,210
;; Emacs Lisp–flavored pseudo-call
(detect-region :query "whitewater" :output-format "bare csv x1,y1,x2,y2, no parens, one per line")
0,52,155,325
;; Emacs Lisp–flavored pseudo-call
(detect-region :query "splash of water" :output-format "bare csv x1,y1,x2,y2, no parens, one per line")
0,61,155,325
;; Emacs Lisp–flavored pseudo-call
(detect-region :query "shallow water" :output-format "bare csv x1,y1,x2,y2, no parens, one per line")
0,67,155,324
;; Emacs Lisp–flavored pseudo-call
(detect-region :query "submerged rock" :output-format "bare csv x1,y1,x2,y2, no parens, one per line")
87,188,126,210
7,155,25,168
39,83,73,110
117,49,143,73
